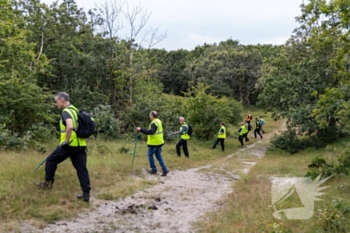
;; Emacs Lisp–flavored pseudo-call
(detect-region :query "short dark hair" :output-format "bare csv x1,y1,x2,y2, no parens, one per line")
55,92,70,101
220,122,225,125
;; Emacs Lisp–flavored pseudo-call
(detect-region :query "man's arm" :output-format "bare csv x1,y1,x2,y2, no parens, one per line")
174,125,187,135
62,111,73,144
65,118,73,143
219,128,224,135
137,123,157,135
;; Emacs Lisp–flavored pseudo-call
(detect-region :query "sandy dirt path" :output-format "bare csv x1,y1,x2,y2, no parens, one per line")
19,124,285,233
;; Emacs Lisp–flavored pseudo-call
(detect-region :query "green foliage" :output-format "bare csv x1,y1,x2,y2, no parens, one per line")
0,124,32,150
305,150,350,179
183,83,242,140
257,0,350,144
316,198,350,233
92,105,120,139
0,0,54,149
334,152,350,175
185,43,263,104
305,156,334,180
270,129,304,154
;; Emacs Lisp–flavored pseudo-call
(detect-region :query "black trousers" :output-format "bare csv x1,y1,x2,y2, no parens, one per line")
254,128,263,139
176,139,189,157
244,133,249,142
238,135,244,146
45,146,91,193
260,125,265,134
213,138,225,151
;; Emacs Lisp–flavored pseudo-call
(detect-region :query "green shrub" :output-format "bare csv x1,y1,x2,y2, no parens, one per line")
0,124,32,150
316,199,350,232
305,156,334,179
333,152,350,175
93,105,120,139
270,129,304,154
183,83,242,140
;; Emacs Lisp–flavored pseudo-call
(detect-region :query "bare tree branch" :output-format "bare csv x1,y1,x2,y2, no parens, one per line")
146,27,168,49
96,0,124,39
124,3,151,46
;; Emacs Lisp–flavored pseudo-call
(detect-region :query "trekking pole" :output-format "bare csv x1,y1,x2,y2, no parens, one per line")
131,133,138,169
167,130,174,137
34,158,46,172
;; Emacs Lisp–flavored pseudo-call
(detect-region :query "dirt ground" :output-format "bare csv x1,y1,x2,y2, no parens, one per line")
19,125,285,233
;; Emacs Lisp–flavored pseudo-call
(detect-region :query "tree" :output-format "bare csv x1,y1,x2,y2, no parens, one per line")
257,0,340,137
185,42,263,104
0,0,52,136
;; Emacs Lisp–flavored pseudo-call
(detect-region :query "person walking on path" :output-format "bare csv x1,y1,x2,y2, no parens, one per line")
136,111,169,176
254,118,263,139
211,122,226,151
35,92,91,202
259,116,265,134
244,120,251,142
238,122,249,146
173,117,190,158
246,112,252,128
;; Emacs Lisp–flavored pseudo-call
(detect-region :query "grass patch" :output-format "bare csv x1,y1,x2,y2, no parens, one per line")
0,108,281,232
196,137,350,233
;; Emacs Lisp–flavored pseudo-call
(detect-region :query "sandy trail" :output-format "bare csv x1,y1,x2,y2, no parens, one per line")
20,124,285,233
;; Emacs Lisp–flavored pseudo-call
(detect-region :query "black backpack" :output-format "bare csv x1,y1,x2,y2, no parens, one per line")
187,124,193,136
66,107,95,138
76,110,95,138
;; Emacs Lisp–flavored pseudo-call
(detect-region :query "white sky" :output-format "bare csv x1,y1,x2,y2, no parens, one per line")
41,0,305,51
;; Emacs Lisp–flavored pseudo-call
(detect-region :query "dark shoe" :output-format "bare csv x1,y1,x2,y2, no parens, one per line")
147,169,157,174
77,193,90,202
185,156,189,158
35,180,53,190
161,170,169,176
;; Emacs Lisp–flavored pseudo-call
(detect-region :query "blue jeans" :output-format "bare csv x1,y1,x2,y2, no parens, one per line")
147,146,168,172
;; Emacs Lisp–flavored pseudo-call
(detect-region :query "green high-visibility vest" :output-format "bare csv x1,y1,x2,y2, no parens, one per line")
147,118,164,146
180,123,190,140
218,126,226,139
239,125,248,135
60,105,86,147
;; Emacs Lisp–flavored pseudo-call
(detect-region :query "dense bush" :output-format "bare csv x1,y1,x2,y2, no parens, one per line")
92,105,120,139
183,83,242,140
305,152,350,179
270,129,304,154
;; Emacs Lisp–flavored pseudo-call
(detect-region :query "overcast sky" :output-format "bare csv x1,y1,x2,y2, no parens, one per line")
42,0,305,51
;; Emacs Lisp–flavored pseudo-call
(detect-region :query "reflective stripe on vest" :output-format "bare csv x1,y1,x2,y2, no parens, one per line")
218,126,226,139
147,118,164,146
60,105,86,147
180,123,190,140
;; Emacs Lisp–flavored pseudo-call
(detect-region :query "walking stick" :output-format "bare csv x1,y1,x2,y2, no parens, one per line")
167,130,175,137
131,133,138,169
34,158,46,171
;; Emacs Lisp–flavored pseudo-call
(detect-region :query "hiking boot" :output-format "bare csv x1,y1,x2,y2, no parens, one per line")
35,180,53,190
77,193,90,202
147,169,157,175
161,170,169,176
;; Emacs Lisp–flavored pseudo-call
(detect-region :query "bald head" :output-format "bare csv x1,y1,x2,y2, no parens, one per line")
149,111,158,120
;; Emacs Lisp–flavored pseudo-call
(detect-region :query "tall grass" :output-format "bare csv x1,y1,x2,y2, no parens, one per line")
0,108,279,232
197,136,350,233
